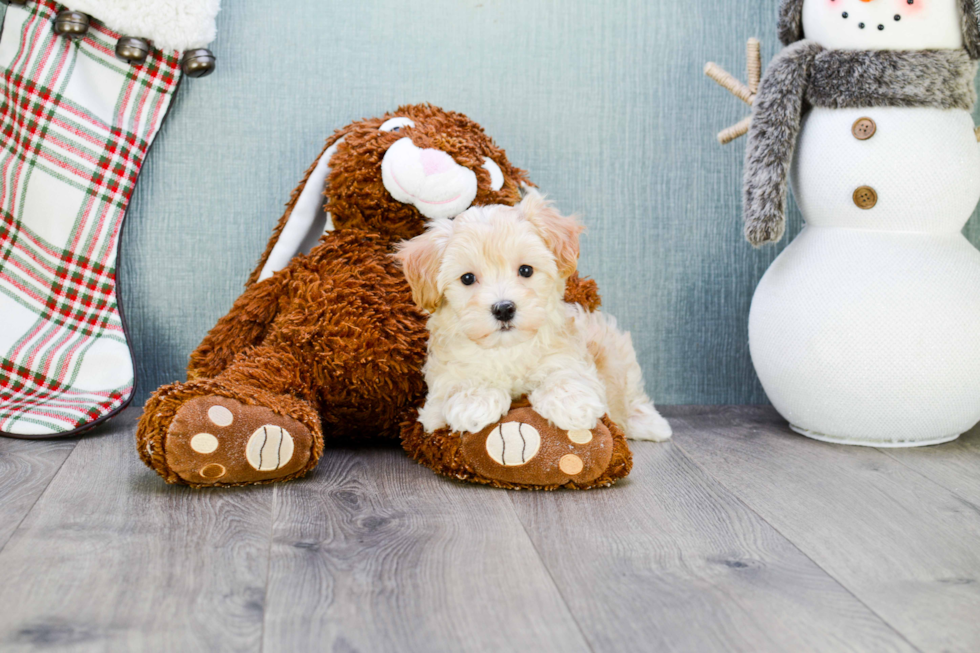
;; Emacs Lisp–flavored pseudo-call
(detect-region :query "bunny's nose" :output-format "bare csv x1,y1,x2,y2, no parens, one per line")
420,148,456,177
492,300,517,322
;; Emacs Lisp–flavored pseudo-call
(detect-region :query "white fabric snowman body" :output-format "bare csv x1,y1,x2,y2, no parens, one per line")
746,0,980,445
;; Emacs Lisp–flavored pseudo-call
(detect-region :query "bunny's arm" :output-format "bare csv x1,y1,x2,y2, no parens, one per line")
186,272,288,380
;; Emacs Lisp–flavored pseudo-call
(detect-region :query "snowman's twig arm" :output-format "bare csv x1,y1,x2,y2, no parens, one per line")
974,125,980,142
704,38,761,144
747,38,761,94
719,115,752,144
704,63,754,105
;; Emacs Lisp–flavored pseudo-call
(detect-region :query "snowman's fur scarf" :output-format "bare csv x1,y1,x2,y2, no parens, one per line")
777,0,980,59
962,0,980,58
777,0,806,48
396,192,672,442
807,48,978,109
744,41,822,246
744,43,977,245
64,0,220,51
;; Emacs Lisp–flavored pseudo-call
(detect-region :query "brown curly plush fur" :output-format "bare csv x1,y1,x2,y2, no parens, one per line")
137,104,605,487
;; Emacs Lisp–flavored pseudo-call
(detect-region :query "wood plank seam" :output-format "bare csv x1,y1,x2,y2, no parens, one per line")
669,420,927,653
874,448,980,510
506,493,599,653
258,484,279,653
0,439,78,558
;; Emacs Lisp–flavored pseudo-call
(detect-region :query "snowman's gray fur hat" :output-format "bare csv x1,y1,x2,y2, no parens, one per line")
778,0,980,59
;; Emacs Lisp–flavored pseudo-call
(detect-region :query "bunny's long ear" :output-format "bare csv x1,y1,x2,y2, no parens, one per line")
520,190,583,279
394,220,454,313
247,129,349,286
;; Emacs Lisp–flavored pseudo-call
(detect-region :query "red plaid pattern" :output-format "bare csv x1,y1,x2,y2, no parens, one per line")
0,0,181,436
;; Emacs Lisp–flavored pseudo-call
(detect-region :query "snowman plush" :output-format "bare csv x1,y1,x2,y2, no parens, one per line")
712,0,980,446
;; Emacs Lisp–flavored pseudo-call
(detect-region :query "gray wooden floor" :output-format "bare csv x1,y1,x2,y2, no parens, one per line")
1,406,978,653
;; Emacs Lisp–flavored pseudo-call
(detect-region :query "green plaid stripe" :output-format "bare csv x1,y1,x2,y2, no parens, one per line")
0,0,181,436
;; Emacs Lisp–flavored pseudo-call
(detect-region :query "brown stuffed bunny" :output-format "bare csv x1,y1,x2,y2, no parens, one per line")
137,104,606,487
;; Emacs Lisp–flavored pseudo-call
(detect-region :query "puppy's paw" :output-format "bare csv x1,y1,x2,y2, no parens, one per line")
444,387,511,434
531,383,605,432
418,401,447,434
626,403,672,442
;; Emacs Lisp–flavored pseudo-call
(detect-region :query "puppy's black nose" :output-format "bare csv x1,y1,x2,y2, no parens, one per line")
491,300,516,322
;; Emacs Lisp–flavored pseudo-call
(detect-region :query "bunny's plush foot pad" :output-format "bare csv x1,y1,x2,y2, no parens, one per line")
163,397,317,486
401,398,632,490
138,383,323,488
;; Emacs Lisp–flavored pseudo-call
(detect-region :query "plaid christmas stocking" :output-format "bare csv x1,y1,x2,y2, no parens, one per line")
0,0,218,438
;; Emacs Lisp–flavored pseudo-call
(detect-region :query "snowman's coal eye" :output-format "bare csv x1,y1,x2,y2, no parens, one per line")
380,117,416,132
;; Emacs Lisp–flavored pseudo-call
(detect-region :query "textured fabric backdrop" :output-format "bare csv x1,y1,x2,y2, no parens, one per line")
20,0,976,406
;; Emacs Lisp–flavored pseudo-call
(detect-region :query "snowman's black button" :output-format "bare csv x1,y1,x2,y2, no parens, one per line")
853,186,878,210
852,117,876,140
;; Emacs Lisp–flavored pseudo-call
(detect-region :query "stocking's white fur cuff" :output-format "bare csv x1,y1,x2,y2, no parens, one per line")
66,0,221,51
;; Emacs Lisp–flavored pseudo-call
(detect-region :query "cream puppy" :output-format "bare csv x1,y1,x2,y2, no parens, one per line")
396,190,671,441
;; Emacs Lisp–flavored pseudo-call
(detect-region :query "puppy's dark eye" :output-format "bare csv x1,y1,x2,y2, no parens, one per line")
461,273,476,286
518,265,533,278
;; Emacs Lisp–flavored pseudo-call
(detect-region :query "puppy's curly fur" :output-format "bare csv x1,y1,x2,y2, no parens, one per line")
397,191,671,442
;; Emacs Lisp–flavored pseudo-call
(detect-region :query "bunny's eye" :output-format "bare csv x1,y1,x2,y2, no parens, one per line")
518,265,533,278
482,158,505,191
380,117,416,132
461,273,476,286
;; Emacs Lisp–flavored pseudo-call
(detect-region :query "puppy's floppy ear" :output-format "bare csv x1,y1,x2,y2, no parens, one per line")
519,189,583,278
394,220,453,313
